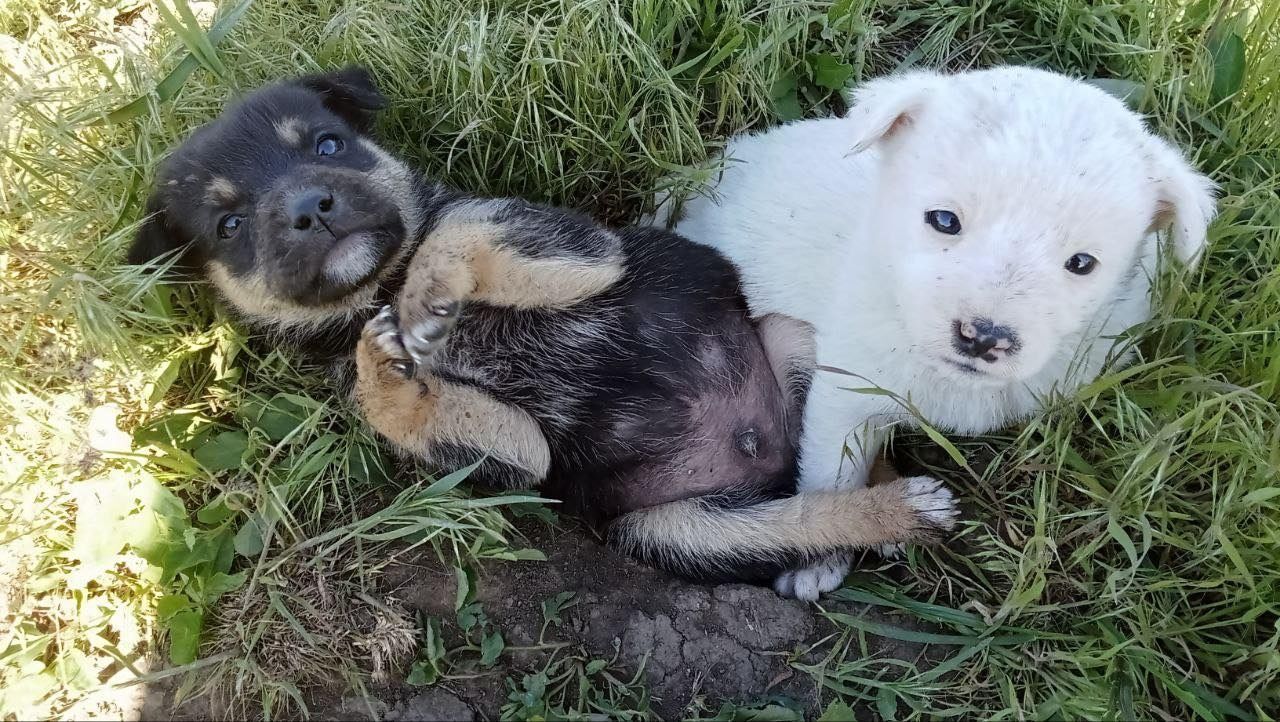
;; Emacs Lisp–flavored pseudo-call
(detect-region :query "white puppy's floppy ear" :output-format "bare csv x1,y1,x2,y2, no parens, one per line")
844,71,941,153
1147,136,1217,268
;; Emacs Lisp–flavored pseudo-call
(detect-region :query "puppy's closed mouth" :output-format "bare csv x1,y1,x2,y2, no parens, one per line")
312,229,399,303
940,358,981,375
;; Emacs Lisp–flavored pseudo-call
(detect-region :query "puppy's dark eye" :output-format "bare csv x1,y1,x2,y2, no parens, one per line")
218,214,244,239
1065,253,1098,275
316,134,344,156
925,209,962,235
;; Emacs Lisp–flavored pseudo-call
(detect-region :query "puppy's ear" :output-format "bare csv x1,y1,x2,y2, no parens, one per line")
297,66,387,133
1147,137,1217,268
127,195,189,267
844,71,940,153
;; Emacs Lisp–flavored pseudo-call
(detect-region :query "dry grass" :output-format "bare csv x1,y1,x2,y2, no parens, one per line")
1,0,1277,719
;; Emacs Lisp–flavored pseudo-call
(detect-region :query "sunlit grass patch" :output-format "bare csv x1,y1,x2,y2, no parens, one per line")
2,0,1277,719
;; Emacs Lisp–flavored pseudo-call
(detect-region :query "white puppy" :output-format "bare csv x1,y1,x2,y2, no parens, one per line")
671,66,1216,600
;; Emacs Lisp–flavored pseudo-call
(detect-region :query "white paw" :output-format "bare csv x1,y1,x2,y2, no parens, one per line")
876,542,906,559
902,476,960,531
773,555,852,601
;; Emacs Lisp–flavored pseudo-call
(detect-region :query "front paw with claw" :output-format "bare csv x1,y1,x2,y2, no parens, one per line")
397,295,461,370
360,305,419,379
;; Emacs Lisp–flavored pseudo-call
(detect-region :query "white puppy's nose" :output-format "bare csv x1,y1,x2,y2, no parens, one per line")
953,319,1018,362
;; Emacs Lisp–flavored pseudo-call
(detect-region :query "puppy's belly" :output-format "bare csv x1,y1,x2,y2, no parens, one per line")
605,338,796,516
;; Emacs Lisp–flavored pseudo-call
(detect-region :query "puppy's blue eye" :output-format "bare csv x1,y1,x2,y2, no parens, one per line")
1065,253,1098,275
316,134,344,156
925,209,962,235
217,214,244,239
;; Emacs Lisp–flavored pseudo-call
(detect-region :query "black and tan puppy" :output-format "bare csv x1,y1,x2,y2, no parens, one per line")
128,68,958,583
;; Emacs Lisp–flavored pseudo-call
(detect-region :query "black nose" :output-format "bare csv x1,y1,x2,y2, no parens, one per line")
287,188,335,231
952,319,1018,361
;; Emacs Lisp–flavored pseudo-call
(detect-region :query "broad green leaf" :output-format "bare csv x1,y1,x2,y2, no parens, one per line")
203,571,247,604
1085,78,1146,109
156,594,191,621
193,430,249,472
457,602,484,632
167,610,203,665
244,394,310,442
817,700,856,721
541,591,577,627
810,53,854,90
454,566,476,611
154,530,223,582
423,617,445,663
875,687,897,721
479,630,504,667
233,514,265,557
52,649,95,692
1209,30,1246,104
771,72,802,121
196,495,237,525
68,475,134,587
405,659,438,686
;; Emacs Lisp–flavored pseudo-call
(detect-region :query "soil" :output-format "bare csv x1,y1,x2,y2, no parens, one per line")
138,513,931,722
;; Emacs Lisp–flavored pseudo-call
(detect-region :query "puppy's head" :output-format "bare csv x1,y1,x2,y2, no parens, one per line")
129,67,420,329
845,66,1216,383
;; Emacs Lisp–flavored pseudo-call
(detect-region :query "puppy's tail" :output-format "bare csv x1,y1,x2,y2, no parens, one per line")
607,476,958,583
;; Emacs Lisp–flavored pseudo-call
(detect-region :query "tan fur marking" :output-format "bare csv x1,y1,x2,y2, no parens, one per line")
405,214,621,309
204,176,237,204
274,117,304,146
611,476,956,575
478,248,623,308
207,262,377,333
354,330,550,480
428,381,551,477
396,209,623,344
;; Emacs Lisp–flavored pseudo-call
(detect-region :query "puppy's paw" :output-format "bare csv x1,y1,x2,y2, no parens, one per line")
898,475,960,537
773,554,852,601
398,295,460,369
359,306,418,378
876,541,906,559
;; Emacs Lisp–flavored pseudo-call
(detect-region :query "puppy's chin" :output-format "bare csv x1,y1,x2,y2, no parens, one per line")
931,355,1022,386
304,229,402,306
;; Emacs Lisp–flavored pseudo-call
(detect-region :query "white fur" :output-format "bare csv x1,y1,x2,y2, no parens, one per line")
673,66,1216,600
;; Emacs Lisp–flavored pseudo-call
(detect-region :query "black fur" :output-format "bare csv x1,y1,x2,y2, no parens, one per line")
129,69,810,583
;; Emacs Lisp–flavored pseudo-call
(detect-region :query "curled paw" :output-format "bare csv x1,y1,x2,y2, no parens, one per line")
398,296,461,368
361,305,416,379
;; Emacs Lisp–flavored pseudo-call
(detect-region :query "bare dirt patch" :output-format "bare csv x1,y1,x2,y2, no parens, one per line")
143,514,929,721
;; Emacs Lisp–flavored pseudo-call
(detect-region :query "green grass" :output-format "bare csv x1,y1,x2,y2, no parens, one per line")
1,0,1277,719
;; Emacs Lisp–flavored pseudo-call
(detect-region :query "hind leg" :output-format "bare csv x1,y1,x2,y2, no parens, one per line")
754,313,959,599
754,313,815,441
354,307,550,490
755,314,852,596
